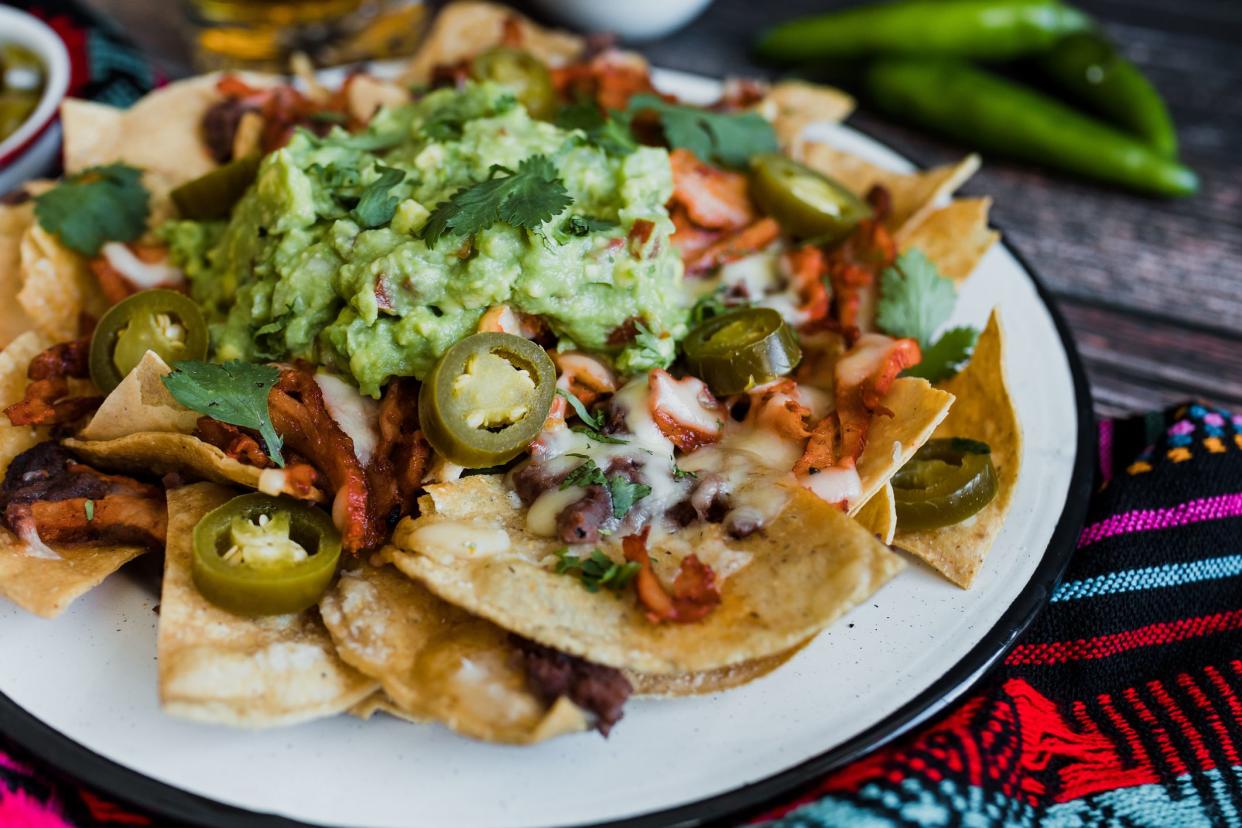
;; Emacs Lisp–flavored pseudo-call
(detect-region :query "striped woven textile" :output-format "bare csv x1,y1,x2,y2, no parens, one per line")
757,403,1242,827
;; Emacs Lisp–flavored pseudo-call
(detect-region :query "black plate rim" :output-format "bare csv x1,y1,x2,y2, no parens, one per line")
0,148,1096,828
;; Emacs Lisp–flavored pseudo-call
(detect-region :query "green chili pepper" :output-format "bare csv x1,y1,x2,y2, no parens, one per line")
864,57,1198,198
749,153,872,242
89,289,209,392
419,332,557,468
170,154,261,220
192,493,342,616
756,0,1091,63
1036,32,1177,158
893,437,998,530
683,308,802,396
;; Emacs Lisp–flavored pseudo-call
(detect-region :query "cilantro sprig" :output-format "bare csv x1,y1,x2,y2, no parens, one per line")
34,163,149,256
421,155,572,247
556,101,637,157
162,361,285,466
559,455,652,519
555,547,641,593
557,389,626,444
626,94,778,169
875,249,979,383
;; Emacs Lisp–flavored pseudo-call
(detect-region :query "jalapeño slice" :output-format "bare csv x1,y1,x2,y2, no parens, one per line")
170,154,261,220
192,493,342,616
419,332,557,468
749,152,872,242
892,437,999,531
89,289,209,392
470,46,558,121
683,307,802,396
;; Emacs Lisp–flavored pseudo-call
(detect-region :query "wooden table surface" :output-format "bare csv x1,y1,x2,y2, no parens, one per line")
87,0,1242,417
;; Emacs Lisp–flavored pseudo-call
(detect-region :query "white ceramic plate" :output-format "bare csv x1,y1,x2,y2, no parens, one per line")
0,69,1093,828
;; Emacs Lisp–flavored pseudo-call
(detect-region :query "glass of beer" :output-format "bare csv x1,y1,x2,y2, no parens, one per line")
184,0,427,71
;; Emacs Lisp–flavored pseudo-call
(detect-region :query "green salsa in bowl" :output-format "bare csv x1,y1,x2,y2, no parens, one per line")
0,6,69,194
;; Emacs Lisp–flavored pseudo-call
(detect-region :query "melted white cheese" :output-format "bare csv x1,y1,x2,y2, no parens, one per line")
315,373,380,465
409,521,511,560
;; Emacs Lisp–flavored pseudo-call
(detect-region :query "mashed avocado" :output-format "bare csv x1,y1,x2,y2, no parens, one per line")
165,83,686,396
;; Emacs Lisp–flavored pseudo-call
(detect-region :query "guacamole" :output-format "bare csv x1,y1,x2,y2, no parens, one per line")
165,83,687,396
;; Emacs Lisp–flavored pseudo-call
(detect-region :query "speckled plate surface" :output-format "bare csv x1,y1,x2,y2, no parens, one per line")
0,69,1094,828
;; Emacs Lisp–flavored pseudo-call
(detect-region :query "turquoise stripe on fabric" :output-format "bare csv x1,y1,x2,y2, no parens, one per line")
762,766,1242,827
1050,554,1242,602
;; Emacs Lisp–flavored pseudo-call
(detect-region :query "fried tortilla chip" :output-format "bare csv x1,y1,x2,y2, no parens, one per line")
756,80,855,154
62,73,280,227
0,330,54,474
389,477,903,675
897,198,999,285
0,199,40,348
18,224,105,343
320,561,589,744
402,1,584,86
0,535,146,619
854,482,897,545
798,142,979,234
64,432,316,500
348,691,421,723
849,377,955,514
628,642,805,698
78,351,201,441
158,483,375,726
893,311,1021,588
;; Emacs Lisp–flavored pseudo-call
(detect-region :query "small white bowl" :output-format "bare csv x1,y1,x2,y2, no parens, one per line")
532,0,715,42
0,6,70,194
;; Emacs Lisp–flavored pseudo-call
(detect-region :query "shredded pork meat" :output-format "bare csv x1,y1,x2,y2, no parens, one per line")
4,339,102,427
0,443,166,550
514,636,632,736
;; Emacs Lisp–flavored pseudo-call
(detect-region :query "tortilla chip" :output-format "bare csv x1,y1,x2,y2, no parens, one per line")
402,1,584,86
389,477,903,675
0,200,40,348
756,80,855,154
897,198,999,285
854,482,897,545
0,330,54,476
79,351,201,440
849,376,955,513
62,73,281,227
321,561,589,744
18,224,104,343
892,312,1019,588
158,483,375,726
348,692,421,723
0,531,146,619
798,142,980,234
629,642,805,698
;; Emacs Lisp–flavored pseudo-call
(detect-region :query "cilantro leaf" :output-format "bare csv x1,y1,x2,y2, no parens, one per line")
875,249,958,347
422,155,572,247
561,458,606,490
555,547,641,593
626,94,778,169
557,389,627,444
606,475,651,519
561,215,618,237
555,102,636,156
673,464,697,481
162,361,284,466
34,163,149,256
904,326,979,383
353,165,406,228
84,500,94,522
